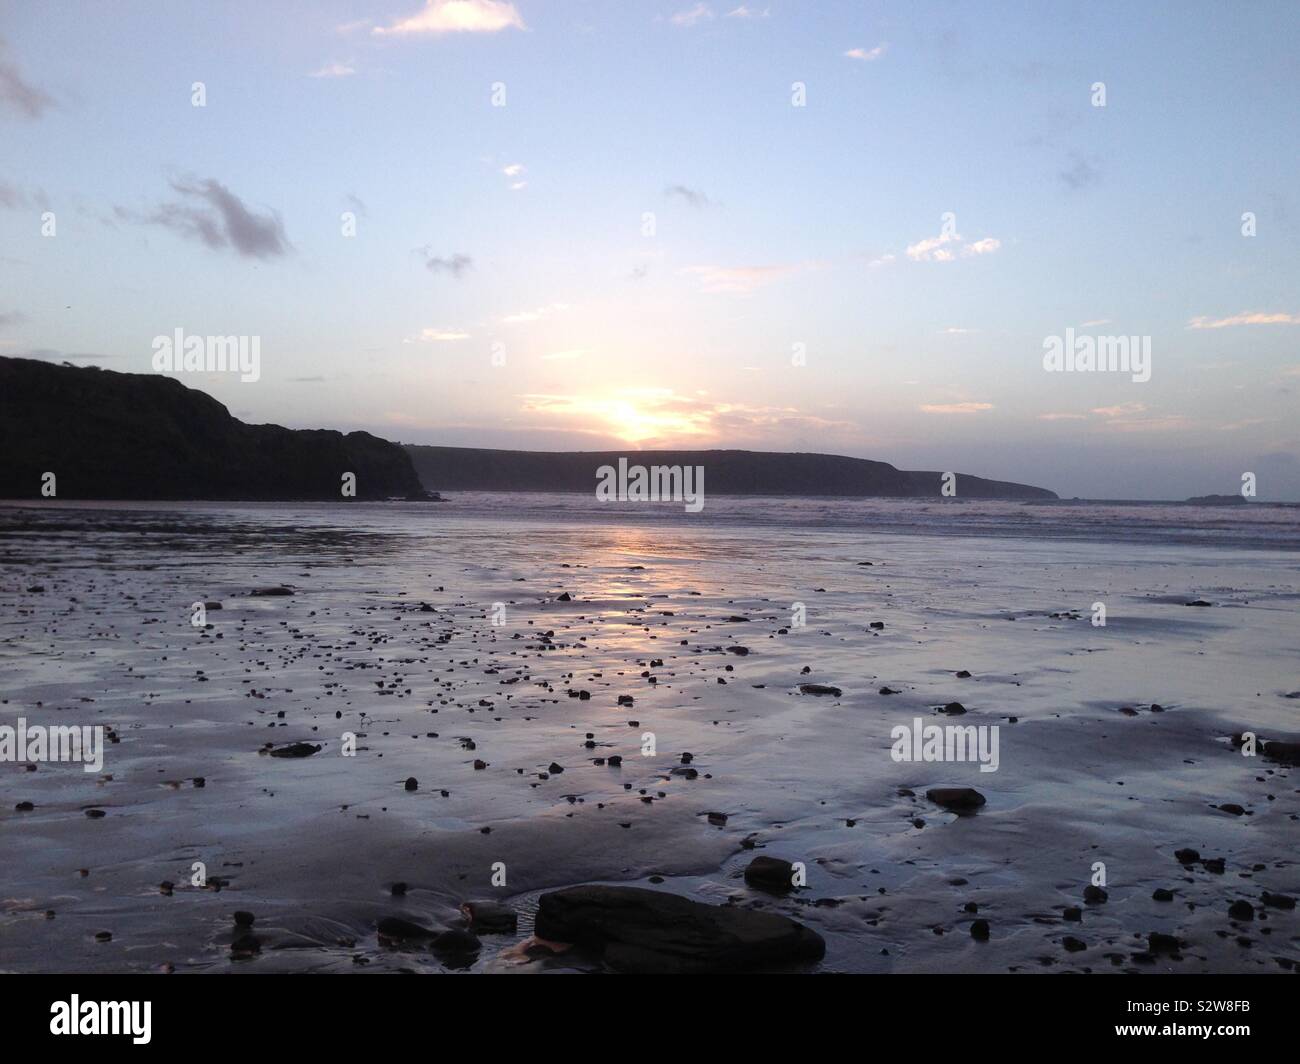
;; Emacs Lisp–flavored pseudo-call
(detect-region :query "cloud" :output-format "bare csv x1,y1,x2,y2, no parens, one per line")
682,262,808,293
1059,153,1100,190
671,4,714,27
905,229,1001,262
1037,412,1088,421
1091,402,1146,417
665,184,713,208
502,163,525,177
1188,311,1299,329
502,303,571,324
309,62,356,78
117,178,290,259
919,402,993,414
726,5,770,17
411,328,471,342
940,327,975,334
374,0,525,36
844,45,886,61
0,40,55,119
518,388,854,446
422,251,473,277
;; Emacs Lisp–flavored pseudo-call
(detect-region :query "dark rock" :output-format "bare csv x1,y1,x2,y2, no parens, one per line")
1228,900,1254,921
955,670,971,678
534,885,826,973
1218,803,1245,816
377,916,437,941
1262,891,1296,910
1063,906,1082,922
1083,885,1108,904
878,686,899,695
1062,935,1087,952
1147,932,1181,955
1263,740,1300,765
431,929,481,955
251,586,294,597
1152,888,1174,902
269,742,320,758
925,787,986,814
798,683,842,697
705,811,728,826
556,592,572,601
940,702,966,715
233,910,255,928
744,856,795,893
460,900,517,934
404,777,418,791
1174,848,1200,864
970,919,990,941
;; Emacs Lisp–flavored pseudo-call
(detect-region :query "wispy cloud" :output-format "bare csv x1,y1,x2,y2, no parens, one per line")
1059,153,1100,190
1188,311,1300,329
1091,402,1146,418
1037,412,1088,421
844,45,886,61
0,39,55,119
374,0,525,37
502,303,571,325
726,5,771,18
117,177,291,259
309,61,356,78
408,328,471,342
919,402,994,414
671,4,715,28
682,262,809,293
421,251,473,277
665,184,714,208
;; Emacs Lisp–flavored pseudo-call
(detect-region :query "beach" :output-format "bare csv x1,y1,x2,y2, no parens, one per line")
1,498,1297,973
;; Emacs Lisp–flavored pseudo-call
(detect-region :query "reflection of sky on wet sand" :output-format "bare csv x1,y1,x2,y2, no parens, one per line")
1,502,1297,973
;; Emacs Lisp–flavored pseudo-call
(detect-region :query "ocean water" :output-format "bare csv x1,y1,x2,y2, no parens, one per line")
3,494,1298,550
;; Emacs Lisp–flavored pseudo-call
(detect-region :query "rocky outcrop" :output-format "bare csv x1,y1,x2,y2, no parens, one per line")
0,357,422,500
405,445,1057,499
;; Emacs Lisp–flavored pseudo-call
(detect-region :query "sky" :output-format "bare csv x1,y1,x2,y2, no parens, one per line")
2,0,1298,500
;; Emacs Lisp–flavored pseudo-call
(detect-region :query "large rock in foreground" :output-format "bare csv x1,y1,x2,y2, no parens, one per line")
535,885,825,973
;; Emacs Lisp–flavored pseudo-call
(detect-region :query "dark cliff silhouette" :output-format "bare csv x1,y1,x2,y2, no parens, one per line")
0,358,422,500
404,446,1058,499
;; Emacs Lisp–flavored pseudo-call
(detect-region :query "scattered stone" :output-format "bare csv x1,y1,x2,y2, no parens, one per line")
1152,888,1174,902
460,900,517,934
404,777,418,791
970,919,990,941
268,742,320,758
1228,900,1255,921
798,683,842,697
1083,885,1108,904
1261,891,1296,910
1062,935,1087,952
250,586,294,597
744,856,795,893
377,916,437,941
925,787,986,814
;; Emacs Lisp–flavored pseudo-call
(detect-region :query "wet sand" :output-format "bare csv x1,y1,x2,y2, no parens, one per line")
1,502,1298,973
